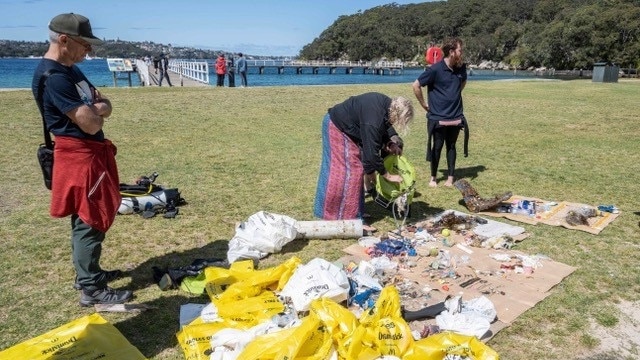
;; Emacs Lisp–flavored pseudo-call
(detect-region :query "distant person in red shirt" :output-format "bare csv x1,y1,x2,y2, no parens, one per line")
425,42,443,66
215,54,227,87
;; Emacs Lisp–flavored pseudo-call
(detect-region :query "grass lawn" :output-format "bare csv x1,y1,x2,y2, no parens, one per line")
0,79,639,359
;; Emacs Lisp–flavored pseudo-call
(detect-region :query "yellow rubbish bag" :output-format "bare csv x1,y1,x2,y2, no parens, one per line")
203,259,256,296
238,314,334,360
309,297,358,359
176,321,234,360
0,313,146,360
205,256,301,301
347,286,415,359
406,331,500,360
214,291,285,328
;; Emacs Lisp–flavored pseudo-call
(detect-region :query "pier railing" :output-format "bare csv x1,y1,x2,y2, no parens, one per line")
165,59,405,79
169,60,209,84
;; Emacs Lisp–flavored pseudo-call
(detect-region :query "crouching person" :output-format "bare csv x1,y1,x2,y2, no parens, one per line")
313,92,414,232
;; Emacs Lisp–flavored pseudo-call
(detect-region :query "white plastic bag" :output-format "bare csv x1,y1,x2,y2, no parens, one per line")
435,312,491,339
369,255,398,271
279,258,350,312
436,295,496,339
461,295,497,323
209,319,281,360
227,211,298,263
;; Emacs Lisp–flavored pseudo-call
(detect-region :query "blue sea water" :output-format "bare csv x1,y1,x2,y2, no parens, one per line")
0,58,545,89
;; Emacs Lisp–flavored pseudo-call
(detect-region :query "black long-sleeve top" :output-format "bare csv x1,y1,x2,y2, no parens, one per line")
328,92,397,175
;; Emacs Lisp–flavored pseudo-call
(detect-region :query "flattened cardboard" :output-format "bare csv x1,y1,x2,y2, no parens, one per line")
341,214,576,339
478,195,619,234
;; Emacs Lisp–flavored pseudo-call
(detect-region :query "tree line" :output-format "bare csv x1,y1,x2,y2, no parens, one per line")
299,0,640,70
0,39,226,60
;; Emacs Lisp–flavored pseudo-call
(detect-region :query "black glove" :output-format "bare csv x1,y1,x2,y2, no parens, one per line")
386,135,404,155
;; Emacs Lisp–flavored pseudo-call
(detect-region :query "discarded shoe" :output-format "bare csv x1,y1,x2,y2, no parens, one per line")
597,205,619,214
79,287,133,307
157,273,174,291
73,269,123,290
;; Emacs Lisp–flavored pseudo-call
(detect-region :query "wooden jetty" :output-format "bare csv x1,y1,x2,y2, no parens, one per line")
134,59,405,87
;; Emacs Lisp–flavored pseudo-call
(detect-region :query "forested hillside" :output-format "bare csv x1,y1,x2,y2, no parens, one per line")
299,0,640,70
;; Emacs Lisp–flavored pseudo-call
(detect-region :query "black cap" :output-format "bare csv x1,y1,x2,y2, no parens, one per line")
48,13,103,45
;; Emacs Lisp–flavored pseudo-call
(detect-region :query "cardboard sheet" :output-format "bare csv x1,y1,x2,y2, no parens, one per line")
478,195,619,234
340,213,576,340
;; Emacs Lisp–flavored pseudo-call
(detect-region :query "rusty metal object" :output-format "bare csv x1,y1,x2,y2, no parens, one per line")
453,179,512,213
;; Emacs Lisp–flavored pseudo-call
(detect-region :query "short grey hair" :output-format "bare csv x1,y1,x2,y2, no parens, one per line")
389,96,414,135
49,30,61,43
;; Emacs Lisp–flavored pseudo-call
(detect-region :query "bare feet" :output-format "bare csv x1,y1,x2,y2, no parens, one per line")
443,176,455,187
429,177,438,187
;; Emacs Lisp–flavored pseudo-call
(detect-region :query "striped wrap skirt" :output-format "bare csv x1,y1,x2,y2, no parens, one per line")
313,114,364,220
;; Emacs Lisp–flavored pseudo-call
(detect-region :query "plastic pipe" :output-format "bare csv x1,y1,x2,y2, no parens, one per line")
295,220,363,240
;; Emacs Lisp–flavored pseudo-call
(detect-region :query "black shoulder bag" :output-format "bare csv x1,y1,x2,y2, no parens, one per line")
36,70,56,190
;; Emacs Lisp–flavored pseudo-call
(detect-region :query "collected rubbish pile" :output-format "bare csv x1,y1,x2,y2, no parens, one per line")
155,210,574,359
175,257,500,360
166,211,505,359
454,180,620,235
341,209,575,340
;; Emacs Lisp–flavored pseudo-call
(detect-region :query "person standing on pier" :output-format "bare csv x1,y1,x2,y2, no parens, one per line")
412,37,469,188
31,12,133,306
215,54,227,87
236,52,248,87
152,55,159,74
313,92,413,230
158,53,173,87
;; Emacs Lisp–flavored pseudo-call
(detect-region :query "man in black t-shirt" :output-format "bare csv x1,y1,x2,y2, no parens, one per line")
32,13,133,307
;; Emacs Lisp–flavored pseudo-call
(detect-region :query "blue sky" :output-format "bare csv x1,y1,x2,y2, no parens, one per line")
0,0,424,56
